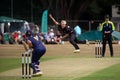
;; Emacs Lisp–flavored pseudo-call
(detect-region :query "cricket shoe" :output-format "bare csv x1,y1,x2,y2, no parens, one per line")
73,49,80,53
32,71,43,77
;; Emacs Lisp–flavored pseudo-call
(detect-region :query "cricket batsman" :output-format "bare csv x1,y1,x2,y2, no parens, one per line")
25,30,46,76
49,14,80,53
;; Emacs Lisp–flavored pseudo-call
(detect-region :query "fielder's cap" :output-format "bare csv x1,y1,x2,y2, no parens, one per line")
26,30,33,37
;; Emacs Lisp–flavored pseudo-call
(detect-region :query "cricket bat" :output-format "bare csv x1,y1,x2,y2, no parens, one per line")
22,41,28,51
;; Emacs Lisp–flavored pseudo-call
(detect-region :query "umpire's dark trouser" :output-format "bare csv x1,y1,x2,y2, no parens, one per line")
69,33,80,50
102,34,113,57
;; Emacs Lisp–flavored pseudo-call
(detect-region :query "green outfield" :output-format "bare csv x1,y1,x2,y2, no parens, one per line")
0,43,120,80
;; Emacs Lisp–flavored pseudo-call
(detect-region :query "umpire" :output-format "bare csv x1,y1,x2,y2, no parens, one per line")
100,15,115,57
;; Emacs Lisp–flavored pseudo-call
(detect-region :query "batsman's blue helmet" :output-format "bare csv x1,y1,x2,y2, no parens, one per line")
26,30,33,37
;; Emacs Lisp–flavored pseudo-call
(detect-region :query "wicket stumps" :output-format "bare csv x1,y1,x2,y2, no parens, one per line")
22,53,31,79
95,40,102,58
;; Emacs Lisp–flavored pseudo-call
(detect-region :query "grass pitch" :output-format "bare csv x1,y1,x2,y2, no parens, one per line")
0,43,120,80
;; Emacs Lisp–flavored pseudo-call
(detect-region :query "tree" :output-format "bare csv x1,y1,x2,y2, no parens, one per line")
0,0,120,24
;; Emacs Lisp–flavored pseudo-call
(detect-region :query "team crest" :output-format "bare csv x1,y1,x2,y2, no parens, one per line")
34,36,39,41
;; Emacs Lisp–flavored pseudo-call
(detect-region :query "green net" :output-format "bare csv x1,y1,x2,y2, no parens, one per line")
77,30,102,41
77,30,120,41
112,31,120,40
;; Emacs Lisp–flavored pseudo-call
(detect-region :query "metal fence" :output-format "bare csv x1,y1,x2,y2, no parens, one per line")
49,20,120,33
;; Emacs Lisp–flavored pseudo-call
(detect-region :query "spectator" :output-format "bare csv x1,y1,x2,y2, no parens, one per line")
12,31,19,44
17,31,22,44
44,31,57,44
97,23,102,31
49,29,55,38
24,21,30,32
0,31,4,44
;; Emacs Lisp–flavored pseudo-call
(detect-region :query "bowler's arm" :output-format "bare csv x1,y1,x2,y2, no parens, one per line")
49,14,60,25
